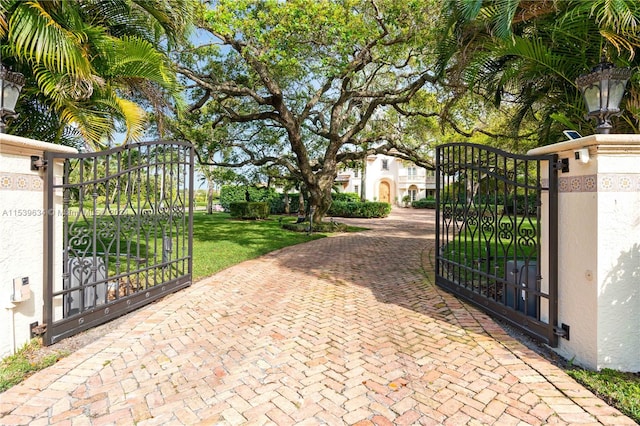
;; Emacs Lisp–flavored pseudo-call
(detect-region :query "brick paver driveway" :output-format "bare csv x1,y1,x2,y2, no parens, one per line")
0,208,634,425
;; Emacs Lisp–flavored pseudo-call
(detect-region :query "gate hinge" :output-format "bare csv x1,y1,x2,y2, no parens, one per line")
31,155,48,171
553,158,569,173
31,322,47,336
553,323,570,340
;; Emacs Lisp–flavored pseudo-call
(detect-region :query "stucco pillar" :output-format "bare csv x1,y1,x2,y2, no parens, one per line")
529,134,640,372
0,134,77,357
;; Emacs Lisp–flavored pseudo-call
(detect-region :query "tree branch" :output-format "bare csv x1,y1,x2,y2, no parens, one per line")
392,105,538,139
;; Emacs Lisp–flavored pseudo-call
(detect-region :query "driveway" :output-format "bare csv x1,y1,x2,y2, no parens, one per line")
0,208,633,425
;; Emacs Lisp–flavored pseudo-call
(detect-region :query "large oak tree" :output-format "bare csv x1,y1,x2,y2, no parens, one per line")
177,0,442,221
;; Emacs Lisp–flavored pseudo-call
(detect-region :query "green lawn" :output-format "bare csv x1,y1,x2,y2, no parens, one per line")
567,368,640,423
0,340,68,392
191,212,326,280
62,210,328,282
441,216,538,281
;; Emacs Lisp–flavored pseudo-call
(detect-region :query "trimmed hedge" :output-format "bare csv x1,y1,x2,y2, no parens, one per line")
412,197,436,209
328,201,391,218
503,194,538,216
332,192,361,202
220,185,302,214
229,202,270,219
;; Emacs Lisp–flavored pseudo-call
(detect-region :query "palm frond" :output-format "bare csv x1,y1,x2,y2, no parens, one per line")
0,1,8,37
58,102,115,148
107,96,147,143
498,36,573,85
107,36,177,88
132,0,192,42
12,96,82,147
457,0,483,21
8,2,94,77
590,0,640,32
491,0,519,39
600,29,639,59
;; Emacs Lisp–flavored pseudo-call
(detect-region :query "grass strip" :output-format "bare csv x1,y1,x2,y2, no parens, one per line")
567,368,640,423
0,339,69,392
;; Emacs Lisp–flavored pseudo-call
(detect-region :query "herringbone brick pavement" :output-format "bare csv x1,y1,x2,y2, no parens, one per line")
0,209,634,425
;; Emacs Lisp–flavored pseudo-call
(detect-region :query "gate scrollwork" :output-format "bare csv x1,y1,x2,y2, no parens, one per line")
43,140,194,345
435,143,558,346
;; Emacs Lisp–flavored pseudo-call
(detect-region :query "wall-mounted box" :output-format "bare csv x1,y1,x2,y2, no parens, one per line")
11,277,30,302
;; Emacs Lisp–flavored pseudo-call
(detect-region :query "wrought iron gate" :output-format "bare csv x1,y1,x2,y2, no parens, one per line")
43,140,194,345
435,143,559,346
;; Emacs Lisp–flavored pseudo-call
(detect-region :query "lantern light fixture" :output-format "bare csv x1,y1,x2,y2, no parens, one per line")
0,62,25,134
575,59,633,134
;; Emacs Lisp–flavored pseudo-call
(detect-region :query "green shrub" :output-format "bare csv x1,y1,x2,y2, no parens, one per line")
329,201,391,218
271,192,302,214
229,202,270,219
503,194,538,216
412,197,436,209
220,185,303,214
81,195,106,209
193,189,209,206
333,192,360,202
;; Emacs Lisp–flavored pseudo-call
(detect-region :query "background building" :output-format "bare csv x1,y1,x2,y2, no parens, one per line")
336,153,435,206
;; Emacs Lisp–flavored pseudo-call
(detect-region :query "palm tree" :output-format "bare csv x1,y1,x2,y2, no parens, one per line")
437,0,640,143
0,0,192,147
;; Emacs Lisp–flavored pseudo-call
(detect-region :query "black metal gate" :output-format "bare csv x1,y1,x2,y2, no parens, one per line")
43,140,194,345
435,143,559,346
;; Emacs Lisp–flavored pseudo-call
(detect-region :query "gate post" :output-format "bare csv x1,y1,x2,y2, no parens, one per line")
529,135,640,372
0,134,76,356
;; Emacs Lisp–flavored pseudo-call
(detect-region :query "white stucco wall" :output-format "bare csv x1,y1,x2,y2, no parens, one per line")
0,134,76,357
530,135,640,371
594,152,640,371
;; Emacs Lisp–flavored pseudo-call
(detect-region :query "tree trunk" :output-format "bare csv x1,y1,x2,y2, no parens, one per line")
360,157,367,201
206,177,214,214
284,192,290,214
298,190,305,215
307,178,334,223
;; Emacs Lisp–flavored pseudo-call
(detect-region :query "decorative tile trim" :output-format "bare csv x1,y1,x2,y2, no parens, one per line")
558,175,597,193
0,173,44,192
558,174,640,193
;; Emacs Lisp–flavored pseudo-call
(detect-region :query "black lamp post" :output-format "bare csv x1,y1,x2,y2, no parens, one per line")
0,62,25,134
575,60,633,134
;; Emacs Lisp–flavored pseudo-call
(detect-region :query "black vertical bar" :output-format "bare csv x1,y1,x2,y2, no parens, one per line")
535,158,543,320
90,156,99,310
435,145,441,279
43,151,55,345
454,145,462,283
188,143,195,279
467,145,473,290
499,152,506,304
63,159,73,317
547,154,559,347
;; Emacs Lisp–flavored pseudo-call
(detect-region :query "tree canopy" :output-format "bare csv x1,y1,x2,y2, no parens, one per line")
3,0,640,217
0,0,192,147
174,0,443,221
434,0,640,143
